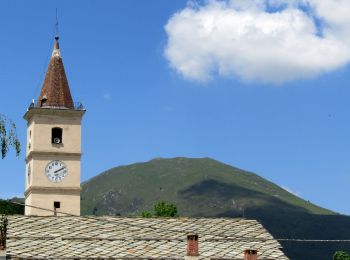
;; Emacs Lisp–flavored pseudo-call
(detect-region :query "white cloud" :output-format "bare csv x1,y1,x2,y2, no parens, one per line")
164,0,350,84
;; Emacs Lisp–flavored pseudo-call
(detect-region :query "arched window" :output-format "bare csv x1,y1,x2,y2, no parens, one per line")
52,128,63,144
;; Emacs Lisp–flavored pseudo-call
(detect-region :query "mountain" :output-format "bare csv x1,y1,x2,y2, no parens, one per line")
81,157,350,260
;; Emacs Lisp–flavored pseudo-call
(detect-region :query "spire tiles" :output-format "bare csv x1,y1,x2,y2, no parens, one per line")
38,36,74,109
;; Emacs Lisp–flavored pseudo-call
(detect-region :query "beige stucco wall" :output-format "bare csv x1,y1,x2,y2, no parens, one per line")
26,111,83,157
24,108,84,216
25,189,80,216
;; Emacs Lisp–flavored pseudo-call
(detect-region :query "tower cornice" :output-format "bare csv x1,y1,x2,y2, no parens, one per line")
26,151,82,163
25,186,81,198
24,107,85,122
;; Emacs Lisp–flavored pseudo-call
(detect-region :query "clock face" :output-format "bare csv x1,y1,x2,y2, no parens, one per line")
45,160,68,183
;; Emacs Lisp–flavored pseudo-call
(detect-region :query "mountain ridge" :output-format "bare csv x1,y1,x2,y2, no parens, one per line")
80,157,350,259
81,157,332,216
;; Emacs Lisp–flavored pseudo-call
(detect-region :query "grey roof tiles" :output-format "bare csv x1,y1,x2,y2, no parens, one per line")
6,216,288,259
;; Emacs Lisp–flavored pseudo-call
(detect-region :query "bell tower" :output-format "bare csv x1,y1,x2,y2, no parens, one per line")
24,36,85,216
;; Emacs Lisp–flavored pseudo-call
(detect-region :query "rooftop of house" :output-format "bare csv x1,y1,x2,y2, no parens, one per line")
5,215,288,259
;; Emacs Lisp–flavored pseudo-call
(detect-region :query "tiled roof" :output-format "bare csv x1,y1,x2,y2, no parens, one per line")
38,36,74,109
6,216,288,259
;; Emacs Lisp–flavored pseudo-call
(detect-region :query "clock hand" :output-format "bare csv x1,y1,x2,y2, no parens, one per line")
54,167,65,173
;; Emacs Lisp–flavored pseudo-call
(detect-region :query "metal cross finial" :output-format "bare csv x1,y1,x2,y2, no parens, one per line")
55,8,59,38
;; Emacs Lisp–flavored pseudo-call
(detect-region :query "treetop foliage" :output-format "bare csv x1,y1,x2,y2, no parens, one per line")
141,201,178,218
334,251,350,260
0,113,20,159
154,201,177,217
141,211,153,218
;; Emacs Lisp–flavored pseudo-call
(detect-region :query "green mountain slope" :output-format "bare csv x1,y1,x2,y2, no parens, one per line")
81,157,350,260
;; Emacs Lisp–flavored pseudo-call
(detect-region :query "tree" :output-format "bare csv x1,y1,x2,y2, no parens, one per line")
141,211,152,218
0,199,24,215
0,215,8,250
140,202,178,218
0,113,20,159
154,201,177,217
334,251,350,260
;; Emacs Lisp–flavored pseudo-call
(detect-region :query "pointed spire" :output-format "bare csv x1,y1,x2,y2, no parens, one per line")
52,36,61,57
38,36,74,109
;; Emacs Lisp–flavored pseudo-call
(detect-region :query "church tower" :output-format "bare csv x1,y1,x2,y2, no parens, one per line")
24,36,85,216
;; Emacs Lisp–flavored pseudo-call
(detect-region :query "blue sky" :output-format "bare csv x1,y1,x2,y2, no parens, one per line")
1,0,350,215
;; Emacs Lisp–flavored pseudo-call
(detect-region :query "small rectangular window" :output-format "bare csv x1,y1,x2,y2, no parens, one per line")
54,201,61,209
52,128,63,144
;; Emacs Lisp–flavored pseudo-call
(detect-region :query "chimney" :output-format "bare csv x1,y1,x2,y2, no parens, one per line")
244,249,258,260
186,234,199,260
